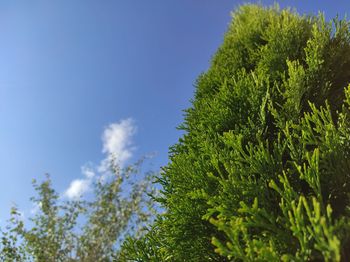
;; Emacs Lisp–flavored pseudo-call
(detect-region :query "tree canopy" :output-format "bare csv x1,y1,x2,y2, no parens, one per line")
123,4,350,261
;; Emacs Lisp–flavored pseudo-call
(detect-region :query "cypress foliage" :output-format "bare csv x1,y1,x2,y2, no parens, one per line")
122,4,350,261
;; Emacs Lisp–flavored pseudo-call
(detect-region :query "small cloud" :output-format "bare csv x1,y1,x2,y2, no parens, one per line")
81,164,95,179
63,118,137,199
64,178,91,199
99,118,137,171
64,164,95,199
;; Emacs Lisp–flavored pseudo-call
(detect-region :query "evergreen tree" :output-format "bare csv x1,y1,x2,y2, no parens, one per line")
123,4,350,261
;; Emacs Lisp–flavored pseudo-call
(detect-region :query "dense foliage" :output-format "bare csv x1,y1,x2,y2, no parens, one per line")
0,160,156,261
123,5,350,261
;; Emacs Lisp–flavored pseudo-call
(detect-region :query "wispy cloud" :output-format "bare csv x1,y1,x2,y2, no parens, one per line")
64,118,137,199
64,165,95,199
99,118,136,172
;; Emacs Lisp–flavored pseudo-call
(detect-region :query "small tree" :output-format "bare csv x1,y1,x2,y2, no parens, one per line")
76,160,155,261
1,159,156,261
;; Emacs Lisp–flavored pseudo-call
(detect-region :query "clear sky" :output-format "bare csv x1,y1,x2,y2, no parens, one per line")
0,0,350,220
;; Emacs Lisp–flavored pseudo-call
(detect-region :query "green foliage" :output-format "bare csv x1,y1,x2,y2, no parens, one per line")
124,4,350,261
77,161,156,261
119,222,171,261
22,175,83,261
0,160,156,261
0,208,28,261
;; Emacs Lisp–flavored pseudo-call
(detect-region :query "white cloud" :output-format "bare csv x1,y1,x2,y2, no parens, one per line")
64,165,95,199
99,118,136,171
81,164,95,179
64,118,137,199
64,179,91,199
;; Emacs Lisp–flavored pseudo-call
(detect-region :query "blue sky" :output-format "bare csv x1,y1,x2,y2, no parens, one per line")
0,0,350,220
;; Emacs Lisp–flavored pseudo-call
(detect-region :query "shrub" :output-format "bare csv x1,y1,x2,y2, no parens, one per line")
124,4,350,261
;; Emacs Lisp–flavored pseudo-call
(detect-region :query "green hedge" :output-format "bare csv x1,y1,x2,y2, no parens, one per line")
122,4,350,261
